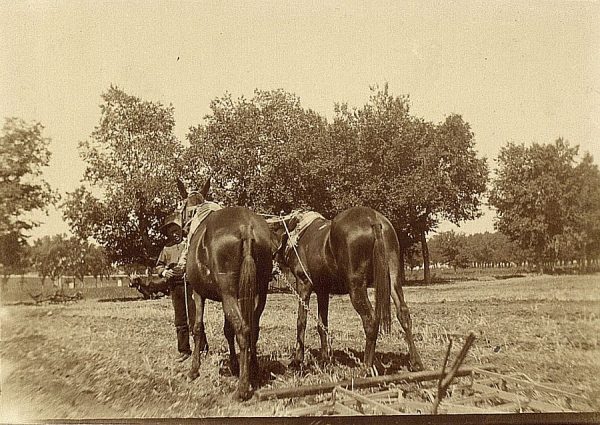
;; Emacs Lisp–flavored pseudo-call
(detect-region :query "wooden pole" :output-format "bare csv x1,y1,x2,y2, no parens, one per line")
334,386,402,415
432,332,477,414
255,364,494,401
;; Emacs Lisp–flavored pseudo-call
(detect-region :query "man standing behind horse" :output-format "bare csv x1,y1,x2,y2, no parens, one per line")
156,213,196,363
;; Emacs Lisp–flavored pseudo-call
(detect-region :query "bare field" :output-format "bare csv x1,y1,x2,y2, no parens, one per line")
1,274,599,420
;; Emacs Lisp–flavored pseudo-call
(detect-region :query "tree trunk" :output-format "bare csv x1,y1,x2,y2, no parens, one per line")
1,275,9,293
421,231,431,285
399,247,406,285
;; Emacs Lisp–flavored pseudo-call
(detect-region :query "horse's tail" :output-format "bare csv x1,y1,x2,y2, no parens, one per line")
239,224,257,329
372,222,391,334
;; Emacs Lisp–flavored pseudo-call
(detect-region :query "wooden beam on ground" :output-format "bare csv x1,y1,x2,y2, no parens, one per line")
255,364,494,401
285,404,330,416
334,386,402,415
396,399,436,413
441,402,506,414
471,383,574,413
472,368,590,404
332,402,363,416
452,391,499,405
493,402,522,412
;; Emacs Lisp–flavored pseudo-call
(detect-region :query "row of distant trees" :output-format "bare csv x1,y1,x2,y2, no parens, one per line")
421,231,597,272
0,234,113,291
2,84,600,287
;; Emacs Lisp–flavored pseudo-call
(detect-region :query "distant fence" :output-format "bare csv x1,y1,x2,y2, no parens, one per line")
2,274,131,293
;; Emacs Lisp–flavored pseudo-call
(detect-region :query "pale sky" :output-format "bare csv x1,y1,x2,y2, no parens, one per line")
1,1,599,238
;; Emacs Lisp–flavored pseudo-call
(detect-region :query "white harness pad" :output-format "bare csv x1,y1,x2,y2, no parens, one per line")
287,211,326,250
186,201,223,240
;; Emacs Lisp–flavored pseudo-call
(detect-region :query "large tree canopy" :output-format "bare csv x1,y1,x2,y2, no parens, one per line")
62,86,184,265
185,89,332,213
327,85,488,237
489,138,588,271
0,118,55,289
0,118,55,236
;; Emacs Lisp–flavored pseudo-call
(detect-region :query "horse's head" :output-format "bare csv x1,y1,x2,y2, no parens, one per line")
177,177,211,203
176,177,211,226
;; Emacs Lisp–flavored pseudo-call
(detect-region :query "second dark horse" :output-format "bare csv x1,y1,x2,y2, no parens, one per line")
271,206,424,371
178,180,272,401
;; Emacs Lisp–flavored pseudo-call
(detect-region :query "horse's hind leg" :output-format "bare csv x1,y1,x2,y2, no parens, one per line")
250,290,267,385
222,294,252,401
194,295,209,353
316,290,332,362
348,277,379,368
391,277,424,371
188,295,206,381
224,316,239,377
290,276,311,368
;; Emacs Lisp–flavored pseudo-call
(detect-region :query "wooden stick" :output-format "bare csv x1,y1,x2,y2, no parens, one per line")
493,402,522,412
441,332,477,388
285,404,329,416
432,332,476,414
332,402,363,416
255,364,494,400
442,402,506,414
396,399,436,413
471,383,574,413
334,386,402,415
472,368,590,403
432,338,454,414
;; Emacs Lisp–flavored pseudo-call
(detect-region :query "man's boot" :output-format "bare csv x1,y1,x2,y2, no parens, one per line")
176,325,192,362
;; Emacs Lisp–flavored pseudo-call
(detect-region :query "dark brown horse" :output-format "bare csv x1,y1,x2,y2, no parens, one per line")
177,179,272,401
271,206,423,371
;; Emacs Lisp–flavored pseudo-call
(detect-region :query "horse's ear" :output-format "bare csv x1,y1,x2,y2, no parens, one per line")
200,177,211,199
176,178,188,199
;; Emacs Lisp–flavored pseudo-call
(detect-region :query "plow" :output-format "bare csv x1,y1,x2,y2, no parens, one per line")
256,332,594,416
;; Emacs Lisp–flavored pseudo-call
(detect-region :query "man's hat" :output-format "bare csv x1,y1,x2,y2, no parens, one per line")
160,212,182,232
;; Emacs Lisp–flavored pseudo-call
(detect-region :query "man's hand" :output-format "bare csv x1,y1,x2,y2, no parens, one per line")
163,269,175,279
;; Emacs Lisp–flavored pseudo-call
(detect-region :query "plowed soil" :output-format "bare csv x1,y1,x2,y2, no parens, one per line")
1,274,599,420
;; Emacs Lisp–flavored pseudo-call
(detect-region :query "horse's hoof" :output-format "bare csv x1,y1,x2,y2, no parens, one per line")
187,370,200,382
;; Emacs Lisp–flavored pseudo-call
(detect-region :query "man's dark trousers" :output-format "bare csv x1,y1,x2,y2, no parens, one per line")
171,281,196,355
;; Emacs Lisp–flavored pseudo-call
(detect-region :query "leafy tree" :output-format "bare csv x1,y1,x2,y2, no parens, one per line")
465,232,495,267
0,231,29,292
569,153,600,270
490,139,579,273
62,87,184,266
30,234,69,284
327,85,488,282
185,89,332,213
31,236,54,286
0,118,55,288
31,235,112,286
428,231,471,271
84,244,113,286
0,118,56,236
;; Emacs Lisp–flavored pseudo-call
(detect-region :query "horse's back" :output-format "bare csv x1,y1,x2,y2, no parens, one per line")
329,206,400,276
204,206,272,274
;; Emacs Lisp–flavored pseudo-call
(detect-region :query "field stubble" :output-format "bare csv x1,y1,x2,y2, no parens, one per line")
1,274,599,419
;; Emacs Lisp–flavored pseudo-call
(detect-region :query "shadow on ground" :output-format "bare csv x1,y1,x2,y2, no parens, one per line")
97,296,146,303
